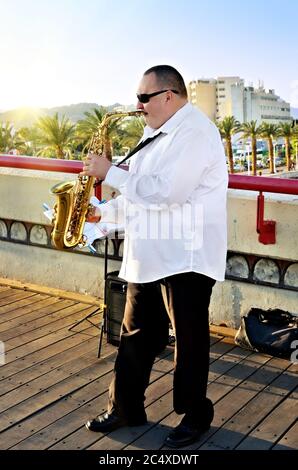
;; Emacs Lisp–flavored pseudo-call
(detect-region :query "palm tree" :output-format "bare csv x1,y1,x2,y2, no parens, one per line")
259,123,279,173
240,120,262,176
278,122,296,171
217,116,240,173
119,115,145,152
0,122,16,153
291,125,298,170
14,126,40,156
35,113,76,159
76,107,120,161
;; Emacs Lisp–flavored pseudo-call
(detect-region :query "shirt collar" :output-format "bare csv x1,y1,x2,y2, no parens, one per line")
142,102,192,139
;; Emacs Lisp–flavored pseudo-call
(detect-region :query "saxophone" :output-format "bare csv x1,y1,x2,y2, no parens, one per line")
50,110,144,249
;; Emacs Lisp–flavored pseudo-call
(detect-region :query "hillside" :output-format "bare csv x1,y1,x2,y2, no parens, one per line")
0,102,130,128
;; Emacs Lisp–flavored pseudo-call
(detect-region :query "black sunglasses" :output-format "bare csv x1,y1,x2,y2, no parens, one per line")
137,89,179,103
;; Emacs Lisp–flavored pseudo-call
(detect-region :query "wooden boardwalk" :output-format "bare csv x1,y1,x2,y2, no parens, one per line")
0,285,297,451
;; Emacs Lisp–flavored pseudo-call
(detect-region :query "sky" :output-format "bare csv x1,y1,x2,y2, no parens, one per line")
1,0,298,111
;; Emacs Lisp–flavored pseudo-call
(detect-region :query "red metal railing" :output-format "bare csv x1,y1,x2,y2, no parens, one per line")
228,174,298,244
228,174,298,195
0,155,83,173
1,155,298,244
0,155,100,198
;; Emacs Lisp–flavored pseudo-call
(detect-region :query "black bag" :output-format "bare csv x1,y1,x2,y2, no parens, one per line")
235,308,298,359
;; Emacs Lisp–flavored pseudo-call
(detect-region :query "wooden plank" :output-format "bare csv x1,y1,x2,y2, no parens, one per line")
2,309,295,455
121,344,260,450
0,277,102,307
0,290,37,307
5,349,171,449
0,286,11,292
1,300,100,348
0,342,102,414
0,329,108,433
152,353,280,450
197,363,297,450
0,296,61,326
191,356,291,450
210,325,237,339
0,299,78,341
3,302,90,352
3,304,100,359
0,293,49,317
47,355,177,450
0,335,99,396
0,313,101,380
272,421,298,450
0,344,116,449
77,340,231,452
0,288,19,298
87,343,247,451
236,386,298,450
88,387,173,452
14,386,113,450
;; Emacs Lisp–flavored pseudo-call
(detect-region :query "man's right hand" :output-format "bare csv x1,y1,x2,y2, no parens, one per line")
86,205,101,223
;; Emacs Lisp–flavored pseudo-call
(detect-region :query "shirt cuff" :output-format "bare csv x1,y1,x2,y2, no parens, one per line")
105,165,130,190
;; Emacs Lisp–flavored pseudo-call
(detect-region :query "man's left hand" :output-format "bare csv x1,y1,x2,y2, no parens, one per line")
81,153,112,180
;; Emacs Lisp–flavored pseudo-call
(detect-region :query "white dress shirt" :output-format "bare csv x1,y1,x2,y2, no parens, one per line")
100,102,228,283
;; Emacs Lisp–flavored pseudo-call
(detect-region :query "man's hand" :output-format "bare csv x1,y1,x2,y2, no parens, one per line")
81,153,112,180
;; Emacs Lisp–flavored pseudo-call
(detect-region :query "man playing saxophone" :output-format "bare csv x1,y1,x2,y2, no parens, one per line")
81,65,228,448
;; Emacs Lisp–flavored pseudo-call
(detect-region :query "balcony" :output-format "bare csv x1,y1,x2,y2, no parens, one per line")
0,155,297,453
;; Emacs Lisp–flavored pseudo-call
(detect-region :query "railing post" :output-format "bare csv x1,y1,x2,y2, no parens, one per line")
94,183,102,201
256,191,276,244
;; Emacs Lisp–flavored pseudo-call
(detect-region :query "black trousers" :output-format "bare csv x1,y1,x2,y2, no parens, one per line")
108,271,216,422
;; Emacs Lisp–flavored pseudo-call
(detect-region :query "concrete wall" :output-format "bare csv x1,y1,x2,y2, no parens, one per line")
210,279,298,328
0,167,297,327
0,167,119,224
227,189,298,260
0,239,120,299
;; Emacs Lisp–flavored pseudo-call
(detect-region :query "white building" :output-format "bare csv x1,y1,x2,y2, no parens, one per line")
188,76,292,124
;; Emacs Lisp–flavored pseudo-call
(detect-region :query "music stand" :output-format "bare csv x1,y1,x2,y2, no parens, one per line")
68,306,102,332
97,235,109,357
68,239,108,334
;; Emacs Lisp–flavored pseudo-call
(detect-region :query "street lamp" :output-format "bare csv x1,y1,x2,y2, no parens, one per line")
273,141,277,173
245,141,251,175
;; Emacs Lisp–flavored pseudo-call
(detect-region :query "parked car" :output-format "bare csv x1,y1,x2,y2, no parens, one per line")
275,157,285,167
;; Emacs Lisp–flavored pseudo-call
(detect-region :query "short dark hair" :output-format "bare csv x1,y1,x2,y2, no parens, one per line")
144,65,187,98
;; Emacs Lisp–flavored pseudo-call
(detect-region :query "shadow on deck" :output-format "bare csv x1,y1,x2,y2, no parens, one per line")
0,284,297,451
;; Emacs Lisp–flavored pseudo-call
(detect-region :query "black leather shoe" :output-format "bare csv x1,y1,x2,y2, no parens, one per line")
165,399,214,448
164,422,210,448
85,412,127,432
85,411,147,433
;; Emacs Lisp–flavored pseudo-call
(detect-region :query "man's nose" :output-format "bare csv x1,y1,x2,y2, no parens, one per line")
137,101,144,110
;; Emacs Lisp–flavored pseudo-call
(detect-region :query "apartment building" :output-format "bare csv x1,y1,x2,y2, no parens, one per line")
188,76,292,124
187,79,217,121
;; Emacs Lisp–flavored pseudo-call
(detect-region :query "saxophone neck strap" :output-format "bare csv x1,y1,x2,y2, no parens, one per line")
116,131,163,166
93,131,163,187
93,132,162,188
